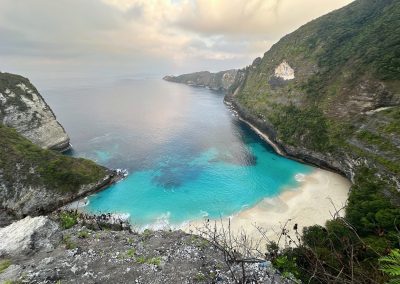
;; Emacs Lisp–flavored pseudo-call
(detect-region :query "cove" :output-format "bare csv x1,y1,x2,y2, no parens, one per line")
43,77,312,228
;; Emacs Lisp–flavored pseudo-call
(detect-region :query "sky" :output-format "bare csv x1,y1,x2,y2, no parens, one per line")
0,0,353,84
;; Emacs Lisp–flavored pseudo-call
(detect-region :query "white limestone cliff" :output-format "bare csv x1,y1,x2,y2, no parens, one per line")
274,61,295,80
0,72,70,151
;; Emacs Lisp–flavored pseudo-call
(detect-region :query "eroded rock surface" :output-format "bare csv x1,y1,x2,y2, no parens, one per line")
0,72,70,151
274,61,295,80
0,215,292,284
0,216,60,256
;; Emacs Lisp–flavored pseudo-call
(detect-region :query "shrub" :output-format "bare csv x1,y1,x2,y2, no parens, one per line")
272,255,300,279
126,248,135,258
59,211,78,229
380,249,400,284
62,234,77,250
78,230,89,239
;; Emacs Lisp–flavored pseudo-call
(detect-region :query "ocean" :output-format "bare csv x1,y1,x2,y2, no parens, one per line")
42,76,312,228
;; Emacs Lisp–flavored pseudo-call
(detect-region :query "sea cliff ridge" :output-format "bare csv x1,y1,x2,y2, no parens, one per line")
0,72,71,152
0,72,114,226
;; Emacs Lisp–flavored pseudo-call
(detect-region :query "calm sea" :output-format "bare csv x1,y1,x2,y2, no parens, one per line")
42,76,312,228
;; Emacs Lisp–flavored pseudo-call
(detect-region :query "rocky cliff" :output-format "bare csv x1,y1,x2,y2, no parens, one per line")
164,2,400,280
0,214,290,284
166,0,400,190
231,0,400,188
0,124,112,226
0,72,70,152
0,73,113,226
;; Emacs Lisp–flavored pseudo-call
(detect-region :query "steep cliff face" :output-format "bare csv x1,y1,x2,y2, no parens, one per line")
231,0,400,187
0,72,70,152
166,0,400,188
0,73,113,225
163,69,246,93
0,124,111,225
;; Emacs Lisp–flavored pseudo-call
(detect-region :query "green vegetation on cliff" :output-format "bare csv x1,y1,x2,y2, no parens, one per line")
280,168,400,283
0,124,106,193
237,0,400,177
231,0,400,282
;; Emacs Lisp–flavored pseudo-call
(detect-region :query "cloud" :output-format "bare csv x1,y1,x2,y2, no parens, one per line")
0,0,353,79
173,0,353,37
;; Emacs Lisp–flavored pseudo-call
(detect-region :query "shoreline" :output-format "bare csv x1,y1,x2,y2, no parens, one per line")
238,116,285,156
224,95,352,181
184,99,352,243
61,86,353,243
182,168,351,245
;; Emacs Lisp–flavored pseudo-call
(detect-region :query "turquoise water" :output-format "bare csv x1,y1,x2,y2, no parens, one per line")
43,77,312,227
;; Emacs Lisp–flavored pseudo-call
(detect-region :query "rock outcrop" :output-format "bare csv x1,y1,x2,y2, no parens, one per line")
0,72,70,152
0,123,112,225
0,214,291,284
274,61,295,80
0,216,60,256
0,73,112,225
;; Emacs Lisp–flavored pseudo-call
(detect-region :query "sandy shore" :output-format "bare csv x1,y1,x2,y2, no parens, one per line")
182,168,351,245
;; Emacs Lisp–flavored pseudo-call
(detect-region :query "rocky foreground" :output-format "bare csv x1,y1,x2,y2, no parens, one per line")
0,213,292,284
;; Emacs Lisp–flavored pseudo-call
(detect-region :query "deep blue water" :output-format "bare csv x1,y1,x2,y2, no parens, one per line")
42,77,312,228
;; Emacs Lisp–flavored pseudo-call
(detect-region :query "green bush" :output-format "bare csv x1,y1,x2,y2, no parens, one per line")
62,234,77,250
380,249,400,284
135,256,161,266
273,255,300,279
59,211,78,229
346,168,400,237
78,230,89,239
126,248,135,258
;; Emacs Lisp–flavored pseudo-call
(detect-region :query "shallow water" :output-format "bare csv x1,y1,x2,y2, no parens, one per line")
43,77,312,228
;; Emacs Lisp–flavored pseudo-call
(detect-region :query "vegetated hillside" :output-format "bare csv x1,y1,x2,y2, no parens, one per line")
229,0,400,282
0,72,70,152
0,72,114,225
165,0,400,282
0,124,110,225
233,0,400,182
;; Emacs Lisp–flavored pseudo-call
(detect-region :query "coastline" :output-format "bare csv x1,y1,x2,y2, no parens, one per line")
238,115,285,156
224,94,354,182
61,85,353,243
182,168,351,245
179,95,352,244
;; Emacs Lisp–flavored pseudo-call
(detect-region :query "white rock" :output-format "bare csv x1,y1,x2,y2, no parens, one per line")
0,93,6,104
274,61,295,80
0,264,22,283
0,77,70,151
0,216,59,256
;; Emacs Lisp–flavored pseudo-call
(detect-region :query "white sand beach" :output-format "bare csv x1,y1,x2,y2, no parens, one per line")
182,168,351,245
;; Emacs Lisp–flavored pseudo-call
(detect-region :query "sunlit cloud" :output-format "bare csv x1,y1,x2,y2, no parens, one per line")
0,0,353,79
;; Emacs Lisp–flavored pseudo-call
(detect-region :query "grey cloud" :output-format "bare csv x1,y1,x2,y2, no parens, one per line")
0,0,123,58
0,0,353,80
